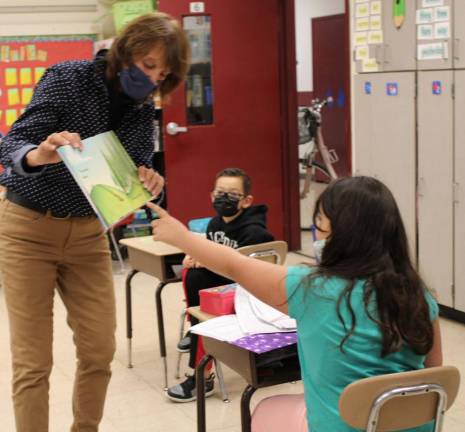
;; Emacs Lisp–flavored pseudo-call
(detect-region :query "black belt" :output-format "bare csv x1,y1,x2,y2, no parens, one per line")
6,189,72,219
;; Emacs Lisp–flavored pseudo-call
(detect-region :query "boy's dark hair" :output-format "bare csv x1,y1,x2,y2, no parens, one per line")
309,176,434,358
215,168,252,195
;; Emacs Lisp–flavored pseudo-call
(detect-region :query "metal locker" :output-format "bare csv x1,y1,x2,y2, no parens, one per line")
416,0,453,71
417,71,454,307
353,72,416,253
454,70,465,312
353,75,376,176
353,0,416,73
454,0,465,68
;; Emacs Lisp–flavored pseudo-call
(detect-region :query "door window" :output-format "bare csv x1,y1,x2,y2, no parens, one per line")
183,15,213,125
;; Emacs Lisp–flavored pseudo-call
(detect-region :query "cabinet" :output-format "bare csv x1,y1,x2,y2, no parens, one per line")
454,70,465,311
417,71,454,306
353,72,416,253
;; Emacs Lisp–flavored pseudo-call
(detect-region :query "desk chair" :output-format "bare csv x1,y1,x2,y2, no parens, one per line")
339,366,460,432
175,240,288,381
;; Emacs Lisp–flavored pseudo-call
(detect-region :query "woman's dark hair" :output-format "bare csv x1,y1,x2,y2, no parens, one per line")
106,12,191,97
310,176,434,357
215,167,252,195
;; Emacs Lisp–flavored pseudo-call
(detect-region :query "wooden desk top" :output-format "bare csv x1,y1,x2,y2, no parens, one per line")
120,236,182,256
186,306,216,322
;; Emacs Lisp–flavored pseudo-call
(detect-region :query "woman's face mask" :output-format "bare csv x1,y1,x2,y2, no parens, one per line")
313,239,326,263
119,64,157,101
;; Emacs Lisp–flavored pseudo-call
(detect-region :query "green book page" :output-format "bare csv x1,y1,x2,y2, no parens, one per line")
57,131,152,230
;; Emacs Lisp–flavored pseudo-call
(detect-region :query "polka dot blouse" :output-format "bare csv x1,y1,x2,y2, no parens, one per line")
0,57,157,217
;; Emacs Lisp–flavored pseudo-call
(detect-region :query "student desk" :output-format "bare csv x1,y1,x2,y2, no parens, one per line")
187,306,301,432
120,236,185,389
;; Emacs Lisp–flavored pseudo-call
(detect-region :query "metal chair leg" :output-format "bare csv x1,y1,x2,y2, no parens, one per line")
175,310,187,379
125,270,138,368
109,228,125,274
197,354,213,432
155,281,168,390
214,359,230,402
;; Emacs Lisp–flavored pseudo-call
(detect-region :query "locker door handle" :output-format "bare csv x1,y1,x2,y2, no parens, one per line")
418,177,425,198
454,39,461,61
454,182,460,203
374,45,384,64
384,44,391,64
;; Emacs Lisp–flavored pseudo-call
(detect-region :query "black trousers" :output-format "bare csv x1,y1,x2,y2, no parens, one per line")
185,268,232,369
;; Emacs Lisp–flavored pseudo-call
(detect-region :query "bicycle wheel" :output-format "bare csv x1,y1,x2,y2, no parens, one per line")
308,160,332,183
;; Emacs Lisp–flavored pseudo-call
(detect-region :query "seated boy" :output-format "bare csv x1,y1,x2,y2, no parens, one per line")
167,167,274,402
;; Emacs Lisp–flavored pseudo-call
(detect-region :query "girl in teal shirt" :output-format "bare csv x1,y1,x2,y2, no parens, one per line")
148,176,442,432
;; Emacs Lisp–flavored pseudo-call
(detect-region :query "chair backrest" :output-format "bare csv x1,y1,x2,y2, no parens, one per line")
339,366,460,432
188,217,212,233
237,240,288,265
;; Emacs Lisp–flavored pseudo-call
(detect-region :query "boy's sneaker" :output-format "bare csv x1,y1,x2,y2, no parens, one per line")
176,334,191,353
166,373,215,402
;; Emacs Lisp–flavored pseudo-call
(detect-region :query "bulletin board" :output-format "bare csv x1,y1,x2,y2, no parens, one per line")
0,36,95,136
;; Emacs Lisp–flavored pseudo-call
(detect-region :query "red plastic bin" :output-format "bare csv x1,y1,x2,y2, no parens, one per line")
199,283,237,316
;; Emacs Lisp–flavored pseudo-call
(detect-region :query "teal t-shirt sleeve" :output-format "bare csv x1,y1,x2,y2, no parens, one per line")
286,265,313,319
424,289,439,321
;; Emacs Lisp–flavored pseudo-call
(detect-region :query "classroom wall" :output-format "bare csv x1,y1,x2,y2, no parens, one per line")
295,0,345,93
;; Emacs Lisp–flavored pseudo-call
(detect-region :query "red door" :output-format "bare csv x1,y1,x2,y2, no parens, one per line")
158,0,298,241
312,13,351,177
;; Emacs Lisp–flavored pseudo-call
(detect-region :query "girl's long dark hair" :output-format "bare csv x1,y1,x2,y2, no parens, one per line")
311,177,434,357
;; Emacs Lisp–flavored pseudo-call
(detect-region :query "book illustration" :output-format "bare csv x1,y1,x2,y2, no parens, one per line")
58,131,152,229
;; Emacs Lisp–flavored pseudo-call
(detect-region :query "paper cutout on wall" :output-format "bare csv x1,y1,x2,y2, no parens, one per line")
356,45,370,61
417,8,433,24
434,22,450,39
356,17,370,32
21,88,33,105
34,67,46,83
422,0,443,6
6,109,17,126
418,24,434,40
362,58,379,72
371,1,382,15
20,68,32,85
370,15,382,31
7,88,20,105
368,31,383,45
5,68,17,86
354,32,368,46
418,42,448,60
393,0,406,29
355,2,370,18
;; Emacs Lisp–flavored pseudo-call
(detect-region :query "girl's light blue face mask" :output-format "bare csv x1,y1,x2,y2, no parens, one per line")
119,64,157,101
313,239,326,263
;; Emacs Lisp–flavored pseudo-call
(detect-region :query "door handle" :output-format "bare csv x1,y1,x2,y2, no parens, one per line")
454,38,461,61
166,122,188,136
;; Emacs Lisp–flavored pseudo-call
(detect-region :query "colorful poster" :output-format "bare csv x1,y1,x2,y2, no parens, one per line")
0,36,94,135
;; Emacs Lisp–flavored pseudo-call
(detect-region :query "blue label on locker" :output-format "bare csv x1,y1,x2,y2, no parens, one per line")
364,82,372,95
432,81,442,95
386,83,398,96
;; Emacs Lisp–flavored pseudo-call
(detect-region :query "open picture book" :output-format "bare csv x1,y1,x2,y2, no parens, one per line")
57,131,153,230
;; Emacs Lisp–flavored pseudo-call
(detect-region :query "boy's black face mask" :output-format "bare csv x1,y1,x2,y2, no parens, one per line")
213,196,240,217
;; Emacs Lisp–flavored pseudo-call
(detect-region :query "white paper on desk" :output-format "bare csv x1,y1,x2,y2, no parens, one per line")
190,315,246,342
234,285,296,334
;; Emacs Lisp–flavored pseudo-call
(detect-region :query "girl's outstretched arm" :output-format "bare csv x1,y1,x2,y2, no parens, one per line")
148,203,288,313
